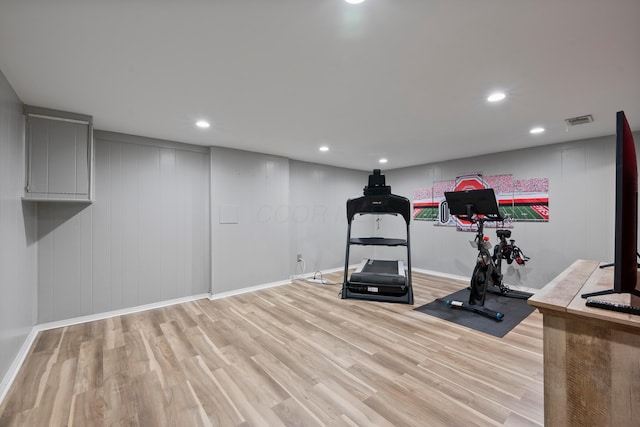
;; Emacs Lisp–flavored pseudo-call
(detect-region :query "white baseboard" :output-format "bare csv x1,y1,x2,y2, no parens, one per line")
207,264,353,299
209,280,291,300
0,327,39,406
211,266,355,299
36,293,211,332
290,264,356,282
412,267,470,282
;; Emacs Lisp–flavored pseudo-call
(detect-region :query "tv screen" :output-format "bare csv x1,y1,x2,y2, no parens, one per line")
614,110,639,294
582,111,639,301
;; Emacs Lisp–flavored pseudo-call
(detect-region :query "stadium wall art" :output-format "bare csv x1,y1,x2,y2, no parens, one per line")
413,173,549,231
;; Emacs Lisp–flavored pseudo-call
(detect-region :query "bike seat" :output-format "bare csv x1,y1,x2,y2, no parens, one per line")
496,229,511,239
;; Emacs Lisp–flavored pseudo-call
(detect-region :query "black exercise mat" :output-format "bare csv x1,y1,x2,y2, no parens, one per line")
414,288,535,338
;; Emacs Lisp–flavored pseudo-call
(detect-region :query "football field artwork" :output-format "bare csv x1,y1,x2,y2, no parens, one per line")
413,174,549,229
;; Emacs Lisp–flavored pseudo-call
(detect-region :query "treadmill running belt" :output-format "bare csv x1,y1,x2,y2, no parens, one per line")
360,259,399,274
349,259,406,287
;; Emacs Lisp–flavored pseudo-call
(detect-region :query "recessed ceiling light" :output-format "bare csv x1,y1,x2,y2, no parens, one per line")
487,92,506,102
319,145,329,152
196,120,210,128
345,0,366,4
379,158,388,164
530,127,545,134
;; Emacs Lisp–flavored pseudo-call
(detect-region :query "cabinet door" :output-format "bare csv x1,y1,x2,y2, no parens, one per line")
26,116,91,200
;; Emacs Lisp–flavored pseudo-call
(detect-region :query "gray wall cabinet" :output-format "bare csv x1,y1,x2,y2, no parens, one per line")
23,105,93,201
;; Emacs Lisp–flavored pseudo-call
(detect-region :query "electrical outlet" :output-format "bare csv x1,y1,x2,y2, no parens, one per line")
297,254,303,262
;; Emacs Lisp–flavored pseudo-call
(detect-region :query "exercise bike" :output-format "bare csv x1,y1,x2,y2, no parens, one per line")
468,216,532,307
443,189,532,321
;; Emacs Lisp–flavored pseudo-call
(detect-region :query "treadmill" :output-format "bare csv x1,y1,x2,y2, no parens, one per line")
341,170,413,304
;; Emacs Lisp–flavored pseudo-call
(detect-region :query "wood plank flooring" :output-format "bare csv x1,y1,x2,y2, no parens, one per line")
0,271,543,426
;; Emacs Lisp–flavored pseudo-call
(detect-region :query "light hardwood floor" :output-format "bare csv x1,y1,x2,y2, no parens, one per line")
0,271,543,426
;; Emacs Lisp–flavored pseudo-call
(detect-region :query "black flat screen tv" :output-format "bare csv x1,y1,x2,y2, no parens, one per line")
615,110,639,295
583,110,639,299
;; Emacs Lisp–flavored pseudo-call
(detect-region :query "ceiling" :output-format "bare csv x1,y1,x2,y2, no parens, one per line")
1,0,639,171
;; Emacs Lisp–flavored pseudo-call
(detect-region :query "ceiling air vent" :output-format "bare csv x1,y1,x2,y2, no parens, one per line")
565,114,594,126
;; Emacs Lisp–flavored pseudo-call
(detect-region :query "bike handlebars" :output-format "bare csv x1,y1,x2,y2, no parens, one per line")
493,239,530,265
463,214,531,266
458,214,504,224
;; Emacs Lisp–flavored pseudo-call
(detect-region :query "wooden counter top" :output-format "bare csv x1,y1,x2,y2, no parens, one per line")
528,259,640,329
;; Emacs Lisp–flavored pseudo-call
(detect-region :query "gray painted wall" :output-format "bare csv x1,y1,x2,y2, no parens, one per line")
210,136,637,293
37,131,211,322
0,70,37,385
387,134,637,289
209,152,413,293
210,147,292,293
288,161,370,276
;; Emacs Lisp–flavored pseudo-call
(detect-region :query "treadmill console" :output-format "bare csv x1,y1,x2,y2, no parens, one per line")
364,169,391,196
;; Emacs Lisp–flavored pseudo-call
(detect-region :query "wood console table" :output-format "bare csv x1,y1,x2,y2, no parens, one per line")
528,259,640,426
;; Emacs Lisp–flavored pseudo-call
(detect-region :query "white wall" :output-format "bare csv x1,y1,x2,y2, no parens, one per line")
387,134,635,289
0,70,37,388
37,131,211,322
